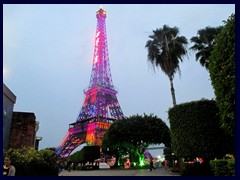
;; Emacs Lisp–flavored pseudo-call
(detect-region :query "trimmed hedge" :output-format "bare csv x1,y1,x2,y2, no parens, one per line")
209,14,235,138
210,158,235,176
181,162,213,176
168,99,231,160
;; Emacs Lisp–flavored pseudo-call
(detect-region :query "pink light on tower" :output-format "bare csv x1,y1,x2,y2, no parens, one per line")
56,7,124,158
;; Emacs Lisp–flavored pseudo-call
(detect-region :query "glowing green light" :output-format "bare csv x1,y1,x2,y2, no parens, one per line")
139,154,145,166
118,159,121,166
136,149,146,167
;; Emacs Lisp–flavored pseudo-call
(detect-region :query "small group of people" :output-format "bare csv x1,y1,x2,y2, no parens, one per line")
3,156,16,176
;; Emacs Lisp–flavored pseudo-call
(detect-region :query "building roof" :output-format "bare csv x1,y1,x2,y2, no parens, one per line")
3,83,16,103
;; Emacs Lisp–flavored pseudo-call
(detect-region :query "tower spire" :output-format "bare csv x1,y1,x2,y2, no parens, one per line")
56,8,124,158
78,7,123,121
89,7,112,89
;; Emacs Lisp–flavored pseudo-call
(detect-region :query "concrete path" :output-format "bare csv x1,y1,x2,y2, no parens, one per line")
59,167,180,176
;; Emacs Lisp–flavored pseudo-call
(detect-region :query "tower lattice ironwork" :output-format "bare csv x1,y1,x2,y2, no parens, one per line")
56,7,124,158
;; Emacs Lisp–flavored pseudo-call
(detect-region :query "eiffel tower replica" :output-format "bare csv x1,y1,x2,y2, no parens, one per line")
56,7,124,158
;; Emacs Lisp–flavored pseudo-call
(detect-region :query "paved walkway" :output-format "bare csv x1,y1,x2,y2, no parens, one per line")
59,167,180,176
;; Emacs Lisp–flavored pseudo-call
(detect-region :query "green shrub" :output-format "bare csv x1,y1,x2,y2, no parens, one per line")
3,147,58,176
181,162,213,176
169,99,231,160
210,158,235,176
227,158,235,176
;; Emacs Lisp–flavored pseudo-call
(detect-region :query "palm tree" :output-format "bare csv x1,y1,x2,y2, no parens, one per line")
145,25,188,107
190,26,222,70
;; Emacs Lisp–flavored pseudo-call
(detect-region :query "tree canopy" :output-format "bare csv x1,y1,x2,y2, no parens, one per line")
145,25,188,106
190,26,222,70
209,14,235,138
102,114,170,166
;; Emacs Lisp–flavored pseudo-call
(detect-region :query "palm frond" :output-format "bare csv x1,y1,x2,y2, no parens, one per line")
145,25,188,78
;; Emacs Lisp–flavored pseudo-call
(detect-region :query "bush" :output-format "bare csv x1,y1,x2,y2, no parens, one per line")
168,99,231,160
3,147,59,176
210,158,235,176
181,162,213,176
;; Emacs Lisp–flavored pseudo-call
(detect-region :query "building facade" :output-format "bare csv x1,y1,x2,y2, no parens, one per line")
8,112,38,149
3,83,16,149
3,83,42,150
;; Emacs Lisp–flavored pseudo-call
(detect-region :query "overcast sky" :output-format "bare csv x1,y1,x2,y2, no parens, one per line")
3,4,235,151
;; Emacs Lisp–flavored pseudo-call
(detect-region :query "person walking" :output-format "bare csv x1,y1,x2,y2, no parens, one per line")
3,156,16,176
67,161,72,172
149,157,156,171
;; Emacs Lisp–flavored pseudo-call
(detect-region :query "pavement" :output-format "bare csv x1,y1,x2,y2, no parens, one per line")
59,163,180,176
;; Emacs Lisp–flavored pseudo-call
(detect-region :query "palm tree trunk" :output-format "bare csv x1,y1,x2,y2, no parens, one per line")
169,76,177,106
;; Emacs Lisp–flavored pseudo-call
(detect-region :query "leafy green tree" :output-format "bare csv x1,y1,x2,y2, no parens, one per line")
190,26,222,70
145,25,188,106
208,14,235,138
102,114,170,166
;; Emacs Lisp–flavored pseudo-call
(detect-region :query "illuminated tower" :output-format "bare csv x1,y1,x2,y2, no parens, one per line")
56,7,124,158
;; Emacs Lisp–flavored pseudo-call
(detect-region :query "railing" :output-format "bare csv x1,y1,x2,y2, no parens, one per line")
146,146,165,150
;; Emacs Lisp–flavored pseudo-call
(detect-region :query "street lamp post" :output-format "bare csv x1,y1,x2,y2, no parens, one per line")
171,153,175,170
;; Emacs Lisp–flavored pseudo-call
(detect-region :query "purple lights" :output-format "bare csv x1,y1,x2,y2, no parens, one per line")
78,7,124,121
56,7,124,157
